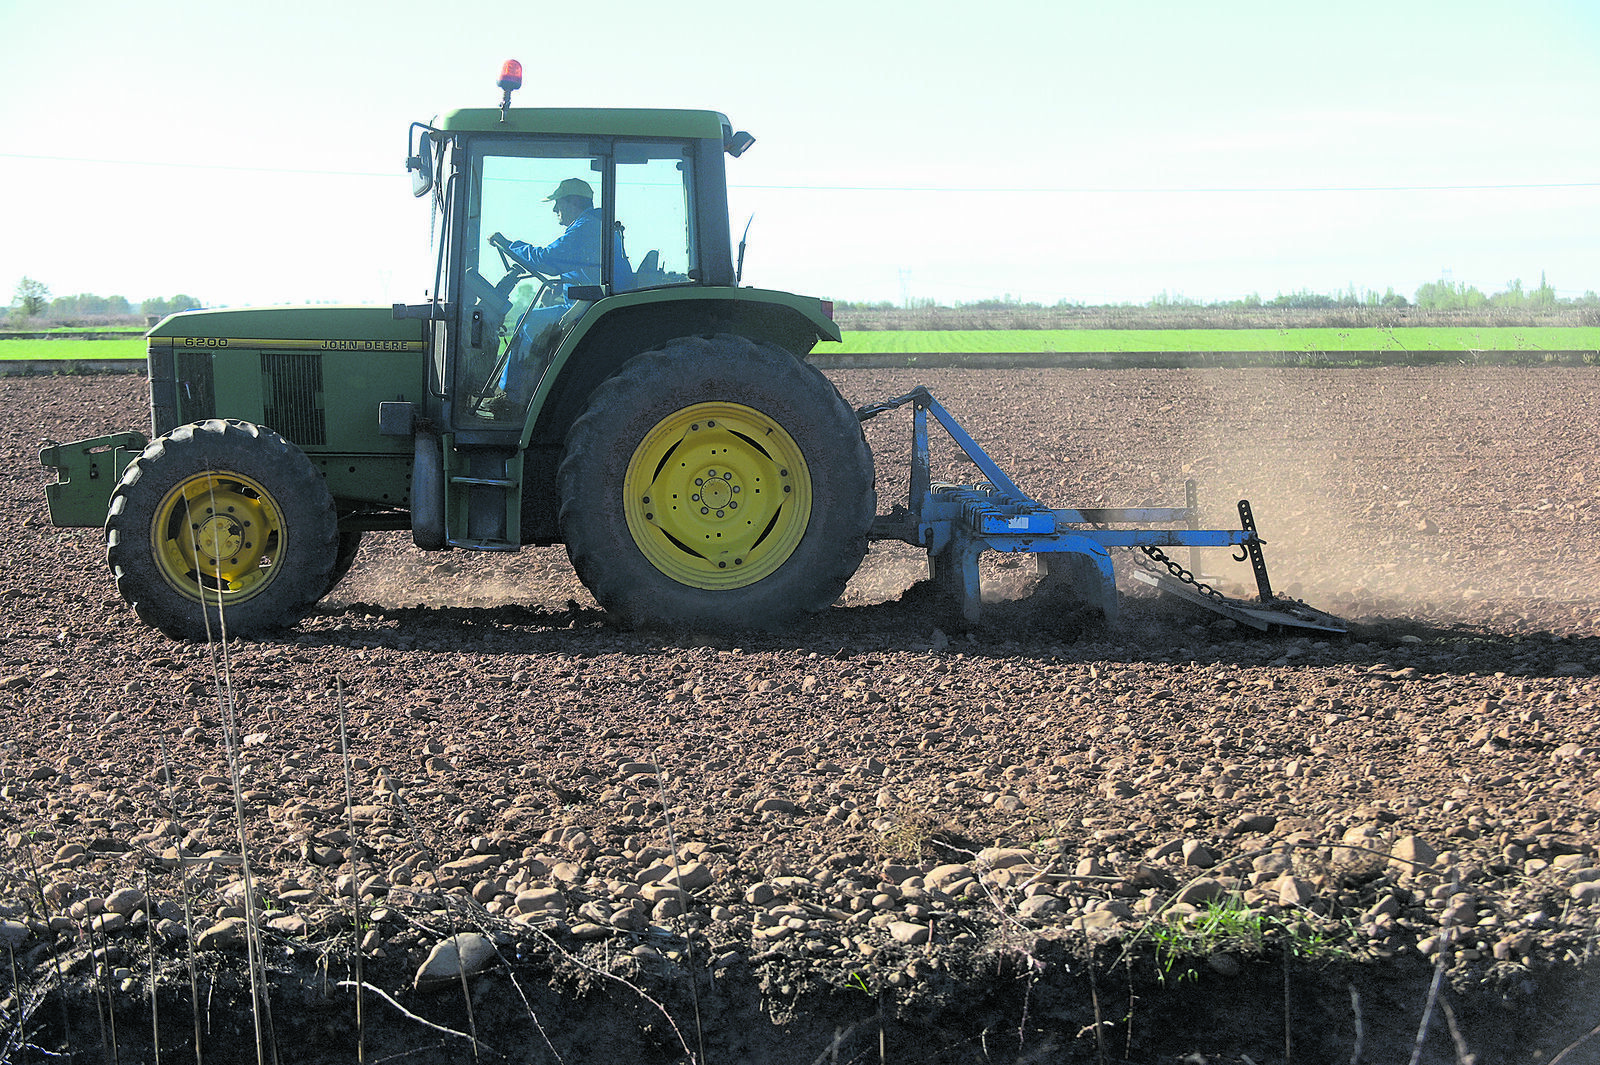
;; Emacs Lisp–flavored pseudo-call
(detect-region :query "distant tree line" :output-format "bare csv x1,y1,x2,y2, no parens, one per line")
6,277,201,326
836,274,1599,314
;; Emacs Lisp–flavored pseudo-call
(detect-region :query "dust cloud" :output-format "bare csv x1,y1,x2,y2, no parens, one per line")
328,366,1600,637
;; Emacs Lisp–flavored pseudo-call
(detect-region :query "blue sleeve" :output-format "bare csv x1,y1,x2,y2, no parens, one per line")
511,212,632,289
514,214,602,280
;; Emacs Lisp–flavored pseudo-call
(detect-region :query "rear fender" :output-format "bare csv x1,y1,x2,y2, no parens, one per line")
39,432,149,527
525,287,839,450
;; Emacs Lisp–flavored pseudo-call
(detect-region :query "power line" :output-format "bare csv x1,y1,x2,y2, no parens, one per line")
4,152,1597,195
732,180,1600,195
1,152,386,179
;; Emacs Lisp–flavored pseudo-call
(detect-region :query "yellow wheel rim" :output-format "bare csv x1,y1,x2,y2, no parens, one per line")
621,402,811,590
152,471,285,604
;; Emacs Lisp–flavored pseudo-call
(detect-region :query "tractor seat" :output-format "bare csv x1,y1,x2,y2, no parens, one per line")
633,250,665,288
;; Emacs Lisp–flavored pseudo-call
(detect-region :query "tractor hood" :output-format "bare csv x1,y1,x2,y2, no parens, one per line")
147,305,425,349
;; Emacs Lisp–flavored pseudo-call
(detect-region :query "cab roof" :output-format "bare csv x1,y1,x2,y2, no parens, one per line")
436,108,732,140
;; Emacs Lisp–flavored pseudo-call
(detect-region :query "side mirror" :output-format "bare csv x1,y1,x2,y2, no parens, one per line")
407,126,435,198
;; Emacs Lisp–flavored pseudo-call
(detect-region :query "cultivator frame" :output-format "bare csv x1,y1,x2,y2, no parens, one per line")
857,388,1344,634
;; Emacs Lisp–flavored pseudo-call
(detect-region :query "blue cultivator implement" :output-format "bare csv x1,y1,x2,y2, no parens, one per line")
858,388,1344,634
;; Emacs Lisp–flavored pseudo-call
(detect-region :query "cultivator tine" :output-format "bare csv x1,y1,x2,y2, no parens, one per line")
1236,499,1274,601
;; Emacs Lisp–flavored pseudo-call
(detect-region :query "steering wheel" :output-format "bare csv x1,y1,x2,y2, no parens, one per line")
489,232,561,307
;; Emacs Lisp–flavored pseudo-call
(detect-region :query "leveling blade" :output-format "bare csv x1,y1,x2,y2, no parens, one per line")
1129,566,1347,634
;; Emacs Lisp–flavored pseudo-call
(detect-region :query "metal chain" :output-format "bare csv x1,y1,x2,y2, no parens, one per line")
1133,545,1227,600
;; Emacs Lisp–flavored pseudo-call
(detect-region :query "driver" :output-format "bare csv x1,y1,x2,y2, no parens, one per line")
493,178,633,291
487,178,633,411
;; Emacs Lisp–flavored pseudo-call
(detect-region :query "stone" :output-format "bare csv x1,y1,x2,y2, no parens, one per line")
1072,910,1121,933
515,888,566,915
266,914,308,937
1276,874,1315,907
1172,878,1228,906
1569,881,1600,905
977,847,1035,870
639,883,683,905
414,932,497,990
1016,894,1062,919
91,913,126,935
103,887,146,917
1230,812,1277,835
195,918,247,951
663,861,714,892
887,921,929,945
925,863,974,892
1389,835,1438,874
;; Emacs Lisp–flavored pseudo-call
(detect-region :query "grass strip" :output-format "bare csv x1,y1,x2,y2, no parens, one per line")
0,338,147,360
5,326,1598,363
819,326,1600,355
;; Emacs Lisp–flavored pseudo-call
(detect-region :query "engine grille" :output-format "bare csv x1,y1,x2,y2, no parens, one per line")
261,353,326,445
172,350,217,426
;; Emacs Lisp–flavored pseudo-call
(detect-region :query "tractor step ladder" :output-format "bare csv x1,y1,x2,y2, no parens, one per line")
441,442,523,550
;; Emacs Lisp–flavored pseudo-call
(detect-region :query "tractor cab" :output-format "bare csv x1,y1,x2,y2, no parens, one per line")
402,103,749,432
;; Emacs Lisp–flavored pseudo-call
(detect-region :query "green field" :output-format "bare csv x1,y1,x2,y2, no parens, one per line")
818,326,1600,355
0,337,147,360
3,326,1597,363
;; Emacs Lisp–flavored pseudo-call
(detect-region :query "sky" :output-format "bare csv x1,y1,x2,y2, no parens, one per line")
2,0,1597,310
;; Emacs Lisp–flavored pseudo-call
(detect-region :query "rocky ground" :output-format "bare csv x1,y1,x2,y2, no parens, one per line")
1,365,1598,1064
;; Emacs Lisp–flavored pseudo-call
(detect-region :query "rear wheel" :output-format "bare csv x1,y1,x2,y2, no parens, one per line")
559,334,874,629
107,419,338,639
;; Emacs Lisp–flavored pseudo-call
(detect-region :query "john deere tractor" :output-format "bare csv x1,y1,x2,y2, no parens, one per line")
42,64,1346,642
41,63,874,639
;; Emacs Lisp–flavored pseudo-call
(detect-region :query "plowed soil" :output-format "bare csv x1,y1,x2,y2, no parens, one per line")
2,366,1598,1064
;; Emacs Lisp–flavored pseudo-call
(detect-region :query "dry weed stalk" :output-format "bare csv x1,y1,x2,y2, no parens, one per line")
334,681,366,1064
332,978,495,1050
142,864,161,1065
531,925,697,1064
1408,876,1461,1065
1548,1018,1600,1065
653,747,705,1065
83,914,117,1062
370,900,562,1062
18,838,75,1053
156,734,205,1064
2,945,52,1063
1348,985,1364,1065
189,495,276,1065
371,769,482,1055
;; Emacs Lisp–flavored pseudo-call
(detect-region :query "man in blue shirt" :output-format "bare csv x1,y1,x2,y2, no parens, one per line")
495,178,634,292
488,179,633,411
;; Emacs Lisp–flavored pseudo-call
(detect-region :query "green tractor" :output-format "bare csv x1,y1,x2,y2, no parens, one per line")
41,63,874,639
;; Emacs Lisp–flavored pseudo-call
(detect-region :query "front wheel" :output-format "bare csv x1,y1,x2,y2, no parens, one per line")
106,419,339,639
558,335,874,629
